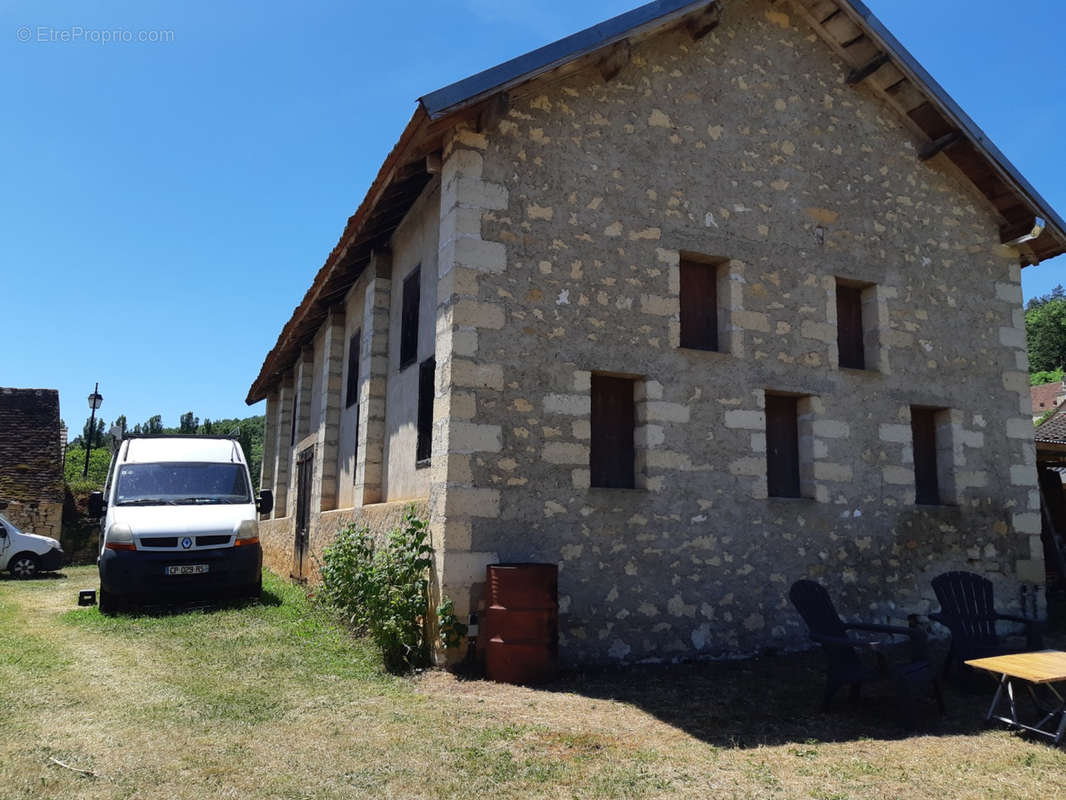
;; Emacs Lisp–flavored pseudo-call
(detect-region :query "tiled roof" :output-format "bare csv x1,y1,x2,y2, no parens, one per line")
1030,381,1064,415
0,387,63,504
1035,404,1066,445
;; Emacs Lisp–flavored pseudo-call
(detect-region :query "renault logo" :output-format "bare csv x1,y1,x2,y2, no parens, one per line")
181,537,193,550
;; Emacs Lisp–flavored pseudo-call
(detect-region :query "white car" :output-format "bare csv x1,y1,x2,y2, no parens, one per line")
0,512,64,579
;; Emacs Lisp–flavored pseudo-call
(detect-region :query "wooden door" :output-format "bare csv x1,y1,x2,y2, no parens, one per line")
293,446,314,580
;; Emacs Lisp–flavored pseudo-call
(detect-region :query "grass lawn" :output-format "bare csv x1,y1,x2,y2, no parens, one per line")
2,566,1063,799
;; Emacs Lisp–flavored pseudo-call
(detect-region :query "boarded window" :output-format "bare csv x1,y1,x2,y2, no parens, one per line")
345,330,361,408
911,407,940,505
416,356,435,464
836,282,865,369
679,258,719,351
766,394,800,498
590,375,635,489
400,267,421,369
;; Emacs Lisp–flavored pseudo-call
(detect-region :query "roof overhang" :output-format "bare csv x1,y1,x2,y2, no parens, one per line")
247,0,1065,404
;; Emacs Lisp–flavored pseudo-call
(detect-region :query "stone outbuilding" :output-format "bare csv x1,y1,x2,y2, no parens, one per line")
0,387,64,540
248,0,1066,664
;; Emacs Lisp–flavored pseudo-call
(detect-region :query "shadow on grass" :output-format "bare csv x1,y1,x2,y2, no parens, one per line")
0,571,68,582
529,637,1066,750
90,587,285,619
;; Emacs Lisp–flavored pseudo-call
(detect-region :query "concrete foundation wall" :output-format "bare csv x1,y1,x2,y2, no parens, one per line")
443,0,1039,664
258,500,429,582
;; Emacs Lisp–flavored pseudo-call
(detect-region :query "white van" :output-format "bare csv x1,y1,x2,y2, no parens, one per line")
89,435,272,614
0,512,64,578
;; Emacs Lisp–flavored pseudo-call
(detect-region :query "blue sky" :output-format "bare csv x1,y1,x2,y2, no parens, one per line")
3,1,1063,437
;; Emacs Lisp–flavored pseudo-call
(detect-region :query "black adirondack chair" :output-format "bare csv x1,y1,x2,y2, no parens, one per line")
790,580,943,725
931,571,1044,681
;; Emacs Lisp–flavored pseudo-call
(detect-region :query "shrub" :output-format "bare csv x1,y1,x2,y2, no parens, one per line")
318,508,434,673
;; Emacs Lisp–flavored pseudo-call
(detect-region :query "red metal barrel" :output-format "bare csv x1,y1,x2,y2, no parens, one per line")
482,563,558,685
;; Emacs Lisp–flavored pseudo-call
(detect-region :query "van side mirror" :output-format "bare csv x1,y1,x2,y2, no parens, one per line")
257,490,274,516
88,491,105,518
0,526,7,538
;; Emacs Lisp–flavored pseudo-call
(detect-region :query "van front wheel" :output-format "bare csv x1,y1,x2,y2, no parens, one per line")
9,553,40,580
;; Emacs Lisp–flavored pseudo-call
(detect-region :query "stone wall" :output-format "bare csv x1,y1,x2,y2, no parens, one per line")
0,499,63,543
438,0,1039,664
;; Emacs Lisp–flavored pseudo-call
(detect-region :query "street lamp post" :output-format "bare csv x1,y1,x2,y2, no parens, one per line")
82,383,104,479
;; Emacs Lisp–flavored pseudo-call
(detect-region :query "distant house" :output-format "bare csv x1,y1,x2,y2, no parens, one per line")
1031,381,1065,421
248,0,1065,664
0,388,64,539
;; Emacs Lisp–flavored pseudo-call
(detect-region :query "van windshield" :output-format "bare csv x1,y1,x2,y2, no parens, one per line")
114,463,251,506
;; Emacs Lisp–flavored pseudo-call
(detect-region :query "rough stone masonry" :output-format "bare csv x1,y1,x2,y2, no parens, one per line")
430,0,1040,664
252,0,1052,666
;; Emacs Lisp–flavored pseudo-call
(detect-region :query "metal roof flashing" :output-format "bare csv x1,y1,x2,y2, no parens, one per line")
419,0,715,118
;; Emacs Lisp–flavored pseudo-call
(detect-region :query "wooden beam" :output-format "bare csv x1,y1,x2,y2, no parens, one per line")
425,152,442,174
846,51,890,85
598,39,631,82
918,131,963,161
686,4,722,41
1001,216,1046,246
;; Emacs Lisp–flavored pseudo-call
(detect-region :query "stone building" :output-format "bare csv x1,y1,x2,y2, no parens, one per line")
0,387,64,540
248,0,1066,664
1031,380,1064,422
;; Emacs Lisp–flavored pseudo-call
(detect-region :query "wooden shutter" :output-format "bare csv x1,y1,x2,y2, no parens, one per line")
679,259,719,351
911,407,940,505
590,375,635,489
416,357,435,463
400,267,421,368
836,283,865,369
345,330,361,408
766,394,800,498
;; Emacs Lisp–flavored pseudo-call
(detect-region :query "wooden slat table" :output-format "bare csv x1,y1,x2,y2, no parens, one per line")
966,651,1066,744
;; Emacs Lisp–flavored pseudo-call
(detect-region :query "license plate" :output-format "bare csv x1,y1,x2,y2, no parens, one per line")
165,564,209,576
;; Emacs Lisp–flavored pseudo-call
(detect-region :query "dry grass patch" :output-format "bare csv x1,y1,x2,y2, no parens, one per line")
1,567,1064,799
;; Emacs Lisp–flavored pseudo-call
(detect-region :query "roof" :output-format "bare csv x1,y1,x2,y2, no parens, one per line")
247,0,1066,404
1031,381,1064,415
123,437,245,465
0,387,63,504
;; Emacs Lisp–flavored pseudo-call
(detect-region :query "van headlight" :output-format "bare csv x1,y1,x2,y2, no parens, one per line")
105,523,136,552
234,519,259,547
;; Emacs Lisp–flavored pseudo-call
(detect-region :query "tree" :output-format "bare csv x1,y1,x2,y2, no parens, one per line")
1027,284,1065,311
1026,297,1066,373
179,411,199,434
202,418,214,434
81,416,105,445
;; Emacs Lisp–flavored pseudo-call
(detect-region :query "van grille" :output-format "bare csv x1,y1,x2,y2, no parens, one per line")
196,535,231,547
140,537,178,548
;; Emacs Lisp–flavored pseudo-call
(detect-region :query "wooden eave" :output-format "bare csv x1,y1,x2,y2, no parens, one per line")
784,0,1066,266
